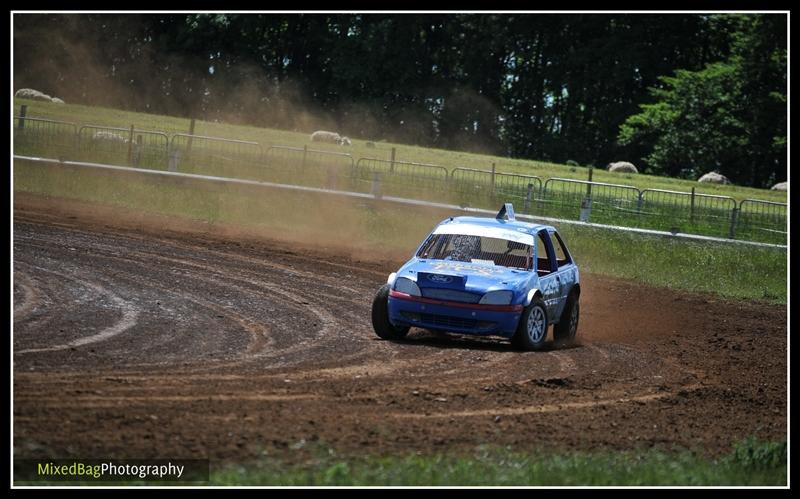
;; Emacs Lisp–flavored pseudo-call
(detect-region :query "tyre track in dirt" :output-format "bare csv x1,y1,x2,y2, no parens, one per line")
16,223,514,378
15,264,141,354
15,237,268,368
13,268,41,322
12,204,787,463
15,228,410,373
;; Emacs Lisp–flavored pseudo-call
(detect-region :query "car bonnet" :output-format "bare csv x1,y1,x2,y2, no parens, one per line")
401,258,530,294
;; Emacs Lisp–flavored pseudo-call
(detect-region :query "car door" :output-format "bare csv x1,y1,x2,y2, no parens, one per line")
548,228,577,320
535,229,561,322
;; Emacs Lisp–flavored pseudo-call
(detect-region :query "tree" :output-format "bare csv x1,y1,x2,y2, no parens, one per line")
618,63,747,179
14,13,785,187
618,15,786,186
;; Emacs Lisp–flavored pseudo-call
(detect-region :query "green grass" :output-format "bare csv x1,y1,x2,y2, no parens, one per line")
13,157,787,304
559,223,787,303
13,97,787,204
12,98,787,244
209,438,786,486
15,438,786,486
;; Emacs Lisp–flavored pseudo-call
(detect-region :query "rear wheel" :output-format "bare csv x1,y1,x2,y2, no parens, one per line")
512,297,548,351
554,291,579,348
371,284,410,340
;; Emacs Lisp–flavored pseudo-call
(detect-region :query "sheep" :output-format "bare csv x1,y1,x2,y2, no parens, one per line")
91,131,129,143
15,88,53,102
698,171,731,185
310,130,342,144
15,88,66,103
339,136,352,146
771,181,787,191
607,161,638,174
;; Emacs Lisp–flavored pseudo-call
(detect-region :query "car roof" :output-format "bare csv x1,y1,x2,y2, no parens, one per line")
438,215,554,235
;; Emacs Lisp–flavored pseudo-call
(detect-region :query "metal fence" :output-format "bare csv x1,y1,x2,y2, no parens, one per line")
77,125,170,170
13,117,77,158
355,158,449,194
450,168,542,212
736,199,788,243
11,114,788,244
540,178,642,225
638,188,738,238
261,145,355,189
15,154,786,250
169,134,262,176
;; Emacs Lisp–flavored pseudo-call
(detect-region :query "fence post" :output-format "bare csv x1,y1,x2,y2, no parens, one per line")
690,187,696,223
18,105,27,129
326,164,337,190
72,123,79,154
133,135,142,167
187,118,196,155
168,147,180,172
537,180,546,214
729,206,740,239
302,144,308,170
491,163,496,193
579,197,592,222
580,167,594,222
390,147,396,173
127,124,135,165
637,191,644,214
586,167,594,200
524,183,534,214
371,171,382,199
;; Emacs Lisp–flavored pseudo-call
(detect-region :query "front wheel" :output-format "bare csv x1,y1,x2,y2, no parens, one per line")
371,284,410,340
511,297,549,351
554,291,579,348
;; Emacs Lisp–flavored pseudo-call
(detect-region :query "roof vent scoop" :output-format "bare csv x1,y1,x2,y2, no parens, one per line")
496,203,515,222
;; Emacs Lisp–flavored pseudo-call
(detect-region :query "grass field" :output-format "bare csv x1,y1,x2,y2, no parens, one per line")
557,223,786,302
208,438,786,486
13,158,787,303
13,98,788,245
13,97,788,204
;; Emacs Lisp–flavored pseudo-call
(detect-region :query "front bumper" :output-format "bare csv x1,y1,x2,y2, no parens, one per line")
387,290,522,337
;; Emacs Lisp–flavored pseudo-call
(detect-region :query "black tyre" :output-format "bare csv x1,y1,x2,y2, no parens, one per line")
553,290,580,348
511,296,549,351
371,284,410,340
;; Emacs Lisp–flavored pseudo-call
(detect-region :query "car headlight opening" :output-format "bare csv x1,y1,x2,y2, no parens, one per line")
395,277,421,297
479,290,513,305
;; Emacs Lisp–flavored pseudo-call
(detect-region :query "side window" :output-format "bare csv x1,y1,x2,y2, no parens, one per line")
417,234,437,257
536,231,555,276
551,231,572,267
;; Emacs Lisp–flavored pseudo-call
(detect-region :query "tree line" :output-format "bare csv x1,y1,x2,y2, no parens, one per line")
13,13,787,187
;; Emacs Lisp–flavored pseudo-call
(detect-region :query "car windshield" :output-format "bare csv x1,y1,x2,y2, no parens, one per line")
417,234,532,270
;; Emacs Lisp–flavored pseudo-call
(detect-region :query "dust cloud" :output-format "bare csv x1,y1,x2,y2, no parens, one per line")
14,14,506,152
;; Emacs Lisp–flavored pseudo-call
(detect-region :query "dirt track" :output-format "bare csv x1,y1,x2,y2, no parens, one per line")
13,198,787,465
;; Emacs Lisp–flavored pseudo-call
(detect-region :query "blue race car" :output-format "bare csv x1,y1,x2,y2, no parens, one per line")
371,204,580,350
